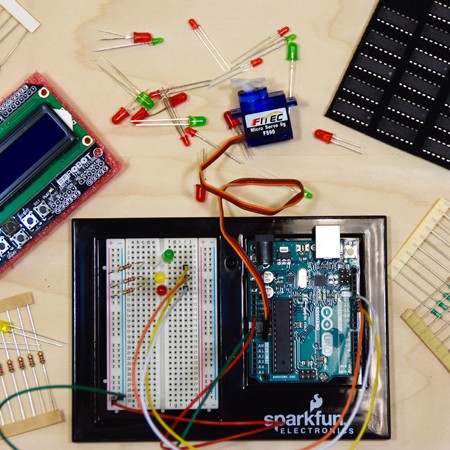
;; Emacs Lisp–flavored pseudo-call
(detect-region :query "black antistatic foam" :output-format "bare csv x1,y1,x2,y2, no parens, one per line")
326,0,450,170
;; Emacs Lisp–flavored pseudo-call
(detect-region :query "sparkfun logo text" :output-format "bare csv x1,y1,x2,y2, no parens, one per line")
263,394,354,436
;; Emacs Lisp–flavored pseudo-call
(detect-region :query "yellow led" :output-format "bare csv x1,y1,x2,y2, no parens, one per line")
154,271,166,284
0,320,12,333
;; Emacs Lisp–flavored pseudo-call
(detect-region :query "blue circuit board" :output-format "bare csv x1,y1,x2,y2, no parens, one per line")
247,237,360,383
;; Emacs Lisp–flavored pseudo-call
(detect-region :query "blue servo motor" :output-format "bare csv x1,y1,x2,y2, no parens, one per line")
230,84,297,147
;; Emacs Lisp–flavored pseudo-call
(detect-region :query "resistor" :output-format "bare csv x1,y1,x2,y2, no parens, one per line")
37,351,45,364
108,262,132,274
110,276,138,288
117,263,132,272
0,363,3,376
17,356,25,370
27,354,36,367
112,287,135,298
436,301,448,311
7,359,14,373
431,309,442,319
109,261,143,273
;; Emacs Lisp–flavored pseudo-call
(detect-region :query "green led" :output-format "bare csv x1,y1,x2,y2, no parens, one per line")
430,309,442,319
285,34,297,43
162,249,175,263
152,37,164,45
304,190,313,199
136,92,154,110
188,116,207,127
287,42,298,61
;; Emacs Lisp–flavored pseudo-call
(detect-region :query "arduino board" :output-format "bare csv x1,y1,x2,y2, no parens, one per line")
0,72,121,275
247,236,360,384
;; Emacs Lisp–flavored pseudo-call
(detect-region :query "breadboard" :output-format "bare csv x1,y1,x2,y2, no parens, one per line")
106,237,218,410
389,198,450,371
0,292,64,437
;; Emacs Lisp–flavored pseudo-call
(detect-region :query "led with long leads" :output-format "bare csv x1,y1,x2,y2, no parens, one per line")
224,111,253,159
188,18,230,72
133,115,207,127
0,319,66,347
208,58,263,88
99,29,152,42
161,89,190,146
195,148,208,203
287,42,298,98
113,92,188,124
186,127,242,164
314,129,365,155
231,26,290,66
149,79,212,99
95,36,163,52
233,34,296,70
98,57,155,112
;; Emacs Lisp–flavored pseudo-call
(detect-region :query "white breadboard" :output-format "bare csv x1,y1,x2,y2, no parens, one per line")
389,198,450,372
106,237,218,410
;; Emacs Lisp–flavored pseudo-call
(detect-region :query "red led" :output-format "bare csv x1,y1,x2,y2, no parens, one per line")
224,111,239,129
156,285,168,296
133,32,152,43
314,128,365,154
149,89,161,99
278,26,290,37
185,127,197,137
195,184,207,202
314,129,333,144
169,92,188,107
181,135,191,146
188,19,200,30
131,108,150,122
251,58,263,67
111,107,130,125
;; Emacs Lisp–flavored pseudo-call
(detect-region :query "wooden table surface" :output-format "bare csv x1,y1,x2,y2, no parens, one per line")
1,0,449,449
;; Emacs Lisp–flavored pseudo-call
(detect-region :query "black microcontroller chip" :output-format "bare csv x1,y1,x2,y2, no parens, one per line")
314,273,326,286
272,299,293,374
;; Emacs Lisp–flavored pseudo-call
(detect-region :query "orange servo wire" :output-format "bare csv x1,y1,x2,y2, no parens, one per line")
199,134,306,320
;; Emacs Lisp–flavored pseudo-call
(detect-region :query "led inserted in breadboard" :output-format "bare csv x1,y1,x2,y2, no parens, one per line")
389,197,450,372
106,237,218,410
